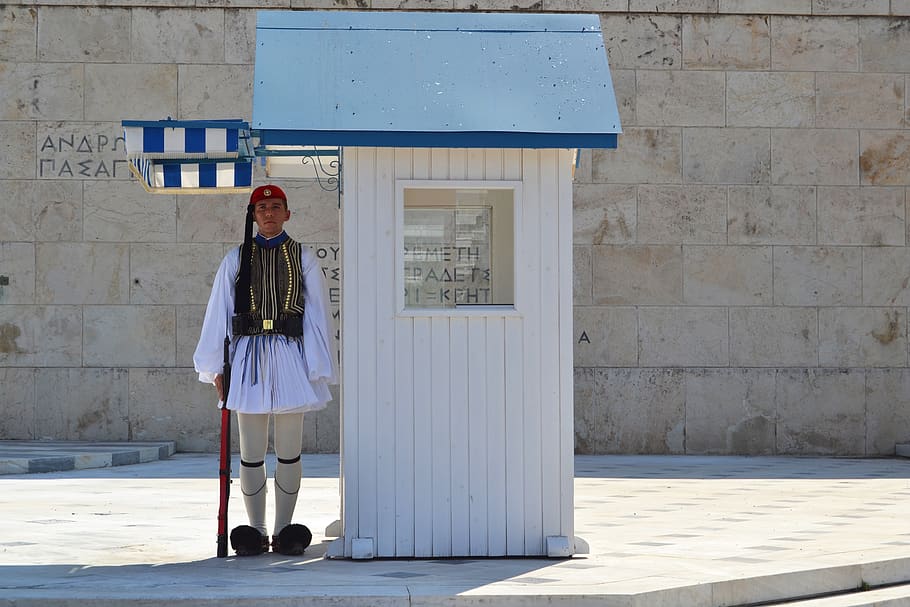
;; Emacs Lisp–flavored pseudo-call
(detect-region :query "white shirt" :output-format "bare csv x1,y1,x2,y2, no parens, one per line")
193,237,338,414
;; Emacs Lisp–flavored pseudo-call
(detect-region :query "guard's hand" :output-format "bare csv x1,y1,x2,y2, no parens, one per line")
214,374,225,402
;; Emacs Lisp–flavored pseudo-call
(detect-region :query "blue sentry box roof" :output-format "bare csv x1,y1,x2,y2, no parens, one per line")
252,11,621,149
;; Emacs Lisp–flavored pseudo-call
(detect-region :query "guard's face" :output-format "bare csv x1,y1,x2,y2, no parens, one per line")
253,199,291,238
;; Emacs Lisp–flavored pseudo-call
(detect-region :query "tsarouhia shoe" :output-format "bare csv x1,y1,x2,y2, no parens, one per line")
230,525,269,556
271,524,312,556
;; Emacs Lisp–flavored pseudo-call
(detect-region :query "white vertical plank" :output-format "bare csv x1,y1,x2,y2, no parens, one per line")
503,147,525,555
430,148,449,180
413,148,430,180
374,147,397,556
340,147,360,555
449,148,467,181
412,147,433,557
466,148,485,181
431,145,453,556
431,315,452,556
394,316,415,557
521,149,543,555
484,148,504,180
356,147,379,547
449,317,470,556
557,149,575,542
412,317,433,556
394,149,416,557
504,316,524,555
467,317,488,556
503,149,521,181
538,149,562,542
485,317,507,556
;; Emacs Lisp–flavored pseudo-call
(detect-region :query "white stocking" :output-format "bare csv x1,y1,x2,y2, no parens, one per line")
273,412,304,535
238,413,269,536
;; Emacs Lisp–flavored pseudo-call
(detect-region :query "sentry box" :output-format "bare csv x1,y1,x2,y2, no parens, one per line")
126,10,621,559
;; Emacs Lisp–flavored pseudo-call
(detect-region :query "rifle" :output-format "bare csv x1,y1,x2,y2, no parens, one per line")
218,203,253,558
216,336,232,558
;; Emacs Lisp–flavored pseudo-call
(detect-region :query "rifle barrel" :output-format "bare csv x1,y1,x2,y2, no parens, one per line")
216,337,232,558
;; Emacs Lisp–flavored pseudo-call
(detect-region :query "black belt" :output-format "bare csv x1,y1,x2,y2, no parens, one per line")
232,313,303,337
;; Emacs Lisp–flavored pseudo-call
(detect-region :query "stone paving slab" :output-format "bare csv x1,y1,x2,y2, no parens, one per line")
0,440,176,475
0,453,908,607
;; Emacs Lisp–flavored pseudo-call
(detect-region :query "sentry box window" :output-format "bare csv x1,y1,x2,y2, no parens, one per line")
398,182,518,312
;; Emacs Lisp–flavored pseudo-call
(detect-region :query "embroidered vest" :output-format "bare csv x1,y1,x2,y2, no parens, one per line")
232,235,305,337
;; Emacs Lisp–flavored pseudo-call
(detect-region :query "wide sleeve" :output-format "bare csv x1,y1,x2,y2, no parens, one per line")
193,248,240,384
302,247,339,384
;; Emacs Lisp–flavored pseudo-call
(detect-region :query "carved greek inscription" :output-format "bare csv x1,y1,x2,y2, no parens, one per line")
313,245,341,312
311,244,341,349
37,123,129,180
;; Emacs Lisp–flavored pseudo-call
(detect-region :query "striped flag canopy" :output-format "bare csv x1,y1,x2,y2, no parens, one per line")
122,119,254,194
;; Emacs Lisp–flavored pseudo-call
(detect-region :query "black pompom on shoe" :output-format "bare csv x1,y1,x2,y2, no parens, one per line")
230,525,268,556
272,524,312,556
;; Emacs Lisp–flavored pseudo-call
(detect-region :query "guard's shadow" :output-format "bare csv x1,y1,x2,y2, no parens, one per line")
0,539,571,602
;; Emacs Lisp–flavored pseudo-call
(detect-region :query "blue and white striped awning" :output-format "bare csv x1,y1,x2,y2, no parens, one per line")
121,119,254,194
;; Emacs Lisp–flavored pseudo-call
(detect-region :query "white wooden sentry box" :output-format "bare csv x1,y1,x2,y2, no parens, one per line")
252,10,622,559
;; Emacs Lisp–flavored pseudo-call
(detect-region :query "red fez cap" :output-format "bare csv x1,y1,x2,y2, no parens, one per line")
249,184,287,205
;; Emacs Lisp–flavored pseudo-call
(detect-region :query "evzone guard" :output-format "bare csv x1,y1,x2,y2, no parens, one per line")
194,184,338,556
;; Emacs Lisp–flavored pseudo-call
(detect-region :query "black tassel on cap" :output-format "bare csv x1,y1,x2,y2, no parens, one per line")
234,204,255,315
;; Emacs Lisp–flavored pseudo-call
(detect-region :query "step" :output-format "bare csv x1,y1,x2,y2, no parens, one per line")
760,583,910,607
897,443,910,458
0,440,176,475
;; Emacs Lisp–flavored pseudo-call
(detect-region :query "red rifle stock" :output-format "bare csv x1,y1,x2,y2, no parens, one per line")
216,336,232,558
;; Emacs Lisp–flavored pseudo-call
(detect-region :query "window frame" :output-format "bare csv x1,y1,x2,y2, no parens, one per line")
395,179,523,317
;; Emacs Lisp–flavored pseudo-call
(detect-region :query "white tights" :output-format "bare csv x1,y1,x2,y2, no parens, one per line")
237,412,304,537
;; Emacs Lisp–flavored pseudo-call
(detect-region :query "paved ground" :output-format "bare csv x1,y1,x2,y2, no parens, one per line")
0,445,908,607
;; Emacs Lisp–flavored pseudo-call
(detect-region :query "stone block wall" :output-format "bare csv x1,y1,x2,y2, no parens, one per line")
1,0,908,454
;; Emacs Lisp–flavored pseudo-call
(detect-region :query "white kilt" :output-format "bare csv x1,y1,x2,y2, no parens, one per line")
193,243,338,414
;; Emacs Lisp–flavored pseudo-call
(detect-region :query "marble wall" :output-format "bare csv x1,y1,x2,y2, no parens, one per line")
1,0,908,454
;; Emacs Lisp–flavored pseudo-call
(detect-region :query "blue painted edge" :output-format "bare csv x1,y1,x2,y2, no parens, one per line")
121,119,250,129
257,130,618,149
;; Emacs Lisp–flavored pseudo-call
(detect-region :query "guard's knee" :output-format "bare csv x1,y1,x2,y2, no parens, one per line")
274,455,301,495
240,459,267,496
